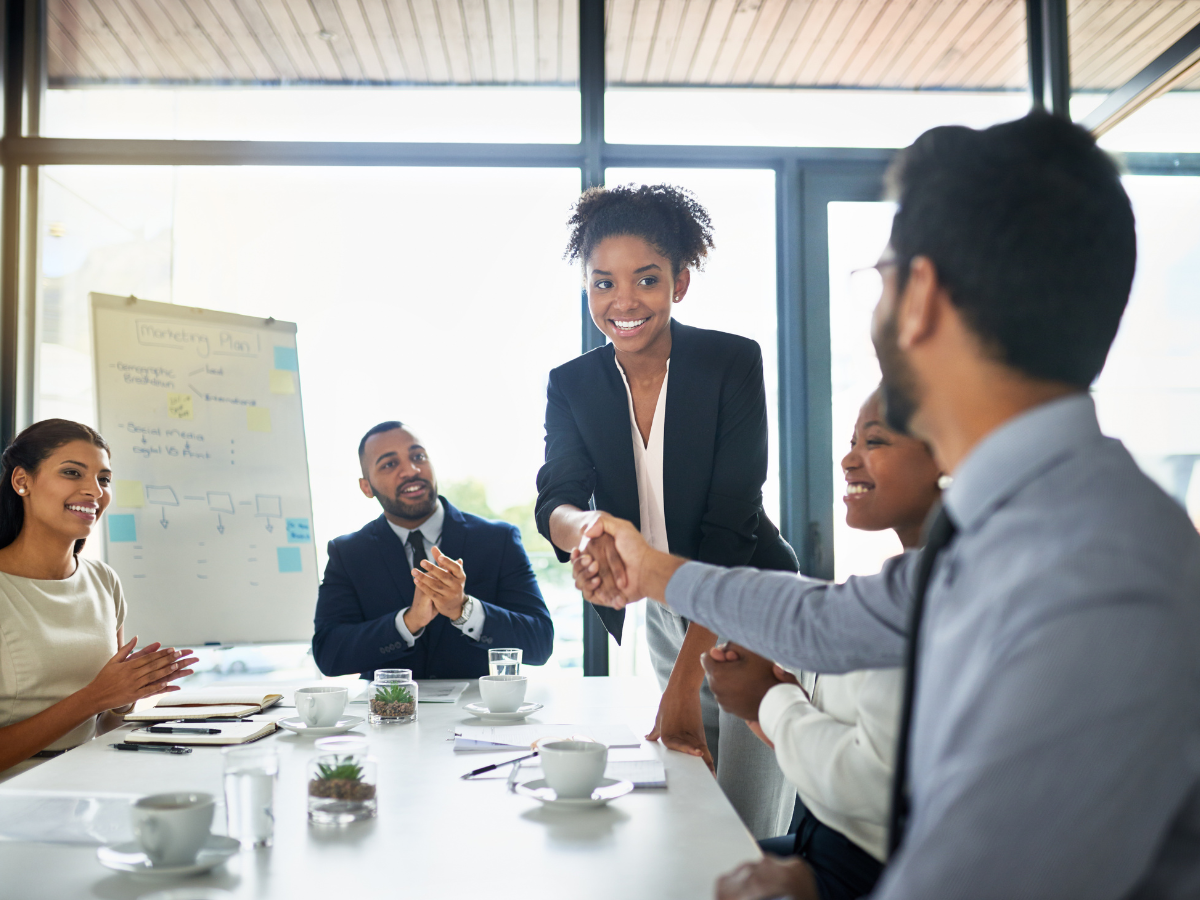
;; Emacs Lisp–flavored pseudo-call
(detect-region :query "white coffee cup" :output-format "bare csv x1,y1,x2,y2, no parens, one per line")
296,686,349,727
478,675,527,713
538,740,609,799
131,792,215,867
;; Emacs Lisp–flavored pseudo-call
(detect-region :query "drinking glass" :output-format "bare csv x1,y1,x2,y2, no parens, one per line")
488,648,522,676
222,744,278,848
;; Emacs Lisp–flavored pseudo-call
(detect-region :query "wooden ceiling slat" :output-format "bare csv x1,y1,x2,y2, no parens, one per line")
607,0,636,80
562,0,579,79
755,0,817,83
382,0,430,80
430,0,473,81
881,0,967,87
254,0,322,79
92,0,181,78
277,0,344,80
174,0,259,79
932,0,1019,86
790,0,868,85
354,0,408,79
624,0,664,83
404,0,452,80
47,10,106,79
825,0,906,85
960,6,1026,86
873,0,954,86
1076,1,1200,87
123,0,212,79
336,0,394,79
773,0,834,83
205,0,283,79
1071,0,1169,85
223,0,301,79
482,0,513,81
660,0,711,82
728,0,790,84
156,0,237,80
459,0,495,81
639,0,683,82
57,0,146,78
849,0,923,86
910,0,994,86
685,0,737,83
313,0,376,80
708,0,772,84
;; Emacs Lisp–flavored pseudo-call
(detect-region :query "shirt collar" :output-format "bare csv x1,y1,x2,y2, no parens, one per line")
386,498,445,547
943,393,1102,534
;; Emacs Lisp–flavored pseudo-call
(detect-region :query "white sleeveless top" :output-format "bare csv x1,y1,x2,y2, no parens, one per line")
0,558,127,761
615,357,671,554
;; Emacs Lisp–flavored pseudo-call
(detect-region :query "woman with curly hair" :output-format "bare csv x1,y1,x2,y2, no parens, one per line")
0,419,197,780
535,183,798,837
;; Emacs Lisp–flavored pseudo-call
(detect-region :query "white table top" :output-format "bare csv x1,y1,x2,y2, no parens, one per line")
0,675,760,899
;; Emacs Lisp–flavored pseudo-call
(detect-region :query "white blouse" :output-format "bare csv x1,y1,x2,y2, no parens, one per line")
0,558,127,762
615,357,671,554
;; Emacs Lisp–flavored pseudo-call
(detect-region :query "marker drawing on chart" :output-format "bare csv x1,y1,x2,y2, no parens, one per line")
208,491,235,533
146,485,178,528
255,495,283,533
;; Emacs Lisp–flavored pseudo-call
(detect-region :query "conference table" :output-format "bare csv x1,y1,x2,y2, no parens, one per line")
0,675,761,899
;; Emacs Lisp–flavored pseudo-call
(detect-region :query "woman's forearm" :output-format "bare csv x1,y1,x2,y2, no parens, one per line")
0,687,101,772
548,505,588,554
666,622,720,695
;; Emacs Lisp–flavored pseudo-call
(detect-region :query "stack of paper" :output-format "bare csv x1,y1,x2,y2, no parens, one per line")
454,723,641,751
417,681,469,703
125,716,277,746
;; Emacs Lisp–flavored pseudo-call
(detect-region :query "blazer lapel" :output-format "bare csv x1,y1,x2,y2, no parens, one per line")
592,344,643,530
370,515,416,610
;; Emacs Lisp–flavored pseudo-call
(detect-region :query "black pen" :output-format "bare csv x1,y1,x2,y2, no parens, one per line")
461,751,538,780
111,742,192,754
145,726,221,735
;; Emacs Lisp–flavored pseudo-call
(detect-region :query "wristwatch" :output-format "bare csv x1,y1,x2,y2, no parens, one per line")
452,595,475,627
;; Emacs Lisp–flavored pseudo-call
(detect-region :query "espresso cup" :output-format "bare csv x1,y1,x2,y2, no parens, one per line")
131,792,215,867
538,740,608,799
296,686,349,727
478,675,527,713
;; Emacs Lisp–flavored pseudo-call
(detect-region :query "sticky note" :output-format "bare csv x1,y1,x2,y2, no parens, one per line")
108,515,137,543
286,518,311,543
167,392,193,420
277,547,302,573
269,370,295,394
247,407,272,432
273,346,299,372
113,480,144,508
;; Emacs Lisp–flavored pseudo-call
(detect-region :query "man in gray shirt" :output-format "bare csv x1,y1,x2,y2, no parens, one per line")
572,113,1200,900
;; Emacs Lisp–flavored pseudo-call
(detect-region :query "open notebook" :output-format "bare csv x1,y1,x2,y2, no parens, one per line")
126,687,284,721
124,716,277,746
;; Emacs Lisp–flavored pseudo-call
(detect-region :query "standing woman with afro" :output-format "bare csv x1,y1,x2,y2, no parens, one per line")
536,184,798,838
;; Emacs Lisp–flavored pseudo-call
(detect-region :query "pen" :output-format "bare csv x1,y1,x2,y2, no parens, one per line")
145,726,222,735
461,751,538,780
111,742,192,754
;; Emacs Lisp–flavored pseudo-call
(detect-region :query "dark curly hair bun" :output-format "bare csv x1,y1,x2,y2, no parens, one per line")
565,183,715,276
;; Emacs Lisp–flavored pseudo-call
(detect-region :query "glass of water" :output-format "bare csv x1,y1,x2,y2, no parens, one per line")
488,648,522,676
223,744,278,849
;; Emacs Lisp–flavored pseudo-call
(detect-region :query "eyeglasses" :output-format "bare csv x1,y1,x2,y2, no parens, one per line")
846,258,901,306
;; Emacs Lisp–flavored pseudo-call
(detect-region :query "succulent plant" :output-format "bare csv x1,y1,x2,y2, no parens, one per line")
373,683,414,706
315,757,363,783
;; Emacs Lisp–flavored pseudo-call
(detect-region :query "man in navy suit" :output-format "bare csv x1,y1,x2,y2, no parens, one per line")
312,421,554,680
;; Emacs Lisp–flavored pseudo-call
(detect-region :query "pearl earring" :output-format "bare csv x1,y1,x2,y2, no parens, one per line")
17,489,24,494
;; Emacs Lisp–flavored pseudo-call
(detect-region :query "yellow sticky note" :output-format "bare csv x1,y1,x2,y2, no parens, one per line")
247,406,272,432
113,480,144,508
167,392,193,420
269,370,295,395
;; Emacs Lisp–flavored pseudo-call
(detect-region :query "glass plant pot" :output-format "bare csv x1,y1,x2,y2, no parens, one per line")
369,668,418,725
307,736,377,825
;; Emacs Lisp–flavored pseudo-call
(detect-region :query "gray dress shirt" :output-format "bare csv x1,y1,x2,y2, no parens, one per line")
666,395,1200,899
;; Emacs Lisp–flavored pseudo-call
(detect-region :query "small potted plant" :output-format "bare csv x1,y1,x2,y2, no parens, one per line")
368,668,418,724
308,737,377,825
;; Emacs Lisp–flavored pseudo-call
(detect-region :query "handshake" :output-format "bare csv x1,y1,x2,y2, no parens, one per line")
567,511,688,609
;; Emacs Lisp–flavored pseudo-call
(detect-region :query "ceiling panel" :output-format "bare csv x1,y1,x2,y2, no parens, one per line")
43,0,1200,90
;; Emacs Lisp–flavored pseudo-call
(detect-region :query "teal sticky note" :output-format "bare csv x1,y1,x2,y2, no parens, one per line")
286,518,311,543
108,514,137,543
273,346,299,372
277,546,302,573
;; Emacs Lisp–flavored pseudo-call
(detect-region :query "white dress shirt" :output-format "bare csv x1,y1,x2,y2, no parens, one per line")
615,358,671,553
388,500,486,646
760,667,901,862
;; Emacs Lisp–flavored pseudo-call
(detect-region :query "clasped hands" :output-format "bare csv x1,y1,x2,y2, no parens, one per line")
568,510,676,608
404,546,468,632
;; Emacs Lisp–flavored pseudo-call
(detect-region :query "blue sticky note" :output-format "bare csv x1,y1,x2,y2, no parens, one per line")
277,546,302,573
273,346,299,372
286,518,311,543
108,514,137,543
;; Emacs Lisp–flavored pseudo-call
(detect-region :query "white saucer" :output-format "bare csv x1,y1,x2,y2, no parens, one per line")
96,835,240,877
514,777,634,808
276,715,364,736
462,701,543,722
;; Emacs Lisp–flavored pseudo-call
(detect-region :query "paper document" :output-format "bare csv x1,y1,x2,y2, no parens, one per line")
128,687,283,720
417,681,469,703
0,791,139,845
454,723,641,752
125,716,277,746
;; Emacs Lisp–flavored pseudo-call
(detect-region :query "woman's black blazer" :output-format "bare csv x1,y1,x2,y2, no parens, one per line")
535,320,798,642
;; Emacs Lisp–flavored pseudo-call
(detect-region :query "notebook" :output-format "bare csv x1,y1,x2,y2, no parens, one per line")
124,716,277,746
126,687,284,721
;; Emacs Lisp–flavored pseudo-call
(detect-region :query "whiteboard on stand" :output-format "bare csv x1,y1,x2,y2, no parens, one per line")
91,293,317,646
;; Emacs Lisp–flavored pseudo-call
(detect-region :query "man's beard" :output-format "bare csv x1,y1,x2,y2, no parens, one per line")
372,477,438,521
872,304,922,436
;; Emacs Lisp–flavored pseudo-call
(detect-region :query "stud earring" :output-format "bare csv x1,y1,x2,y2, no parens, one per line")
16,489,24,494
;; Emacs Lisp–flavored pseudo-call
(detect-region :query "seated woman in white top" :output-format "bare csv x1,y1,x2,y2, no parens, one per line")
706,388,942,900
0,419,197,781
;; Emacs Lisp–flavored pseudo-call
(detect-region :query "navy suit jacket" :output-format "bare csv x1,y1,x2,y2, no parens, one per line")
535,321,798,643
312,499,554,680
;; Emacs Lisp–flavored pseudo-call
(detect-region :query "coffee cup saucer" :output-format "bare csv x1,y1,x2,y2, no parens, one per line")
96,835,240,877
277,715,364,737
462,701,543,722
514,777,633,809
